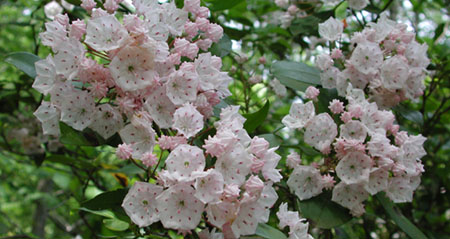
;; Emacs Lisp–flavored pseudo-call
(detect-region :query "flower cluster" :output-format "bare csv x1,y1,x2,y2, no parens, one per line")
317,13,430,108
282,86,426,216
277,203,313,239
274,0,369,28
32,0,232,162
122,106,281,237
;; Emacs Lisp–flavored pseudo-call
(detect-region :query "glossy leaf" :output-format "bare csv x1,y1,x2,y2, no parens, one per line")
210,34,232,57
298,192,352,229
271,61,321,91
81,189,128,211
59,122,94,146
244,101,270,133
376,193,428,239
205,0,244,11
259,134,283,147
103,218,129,231
255,223,287,239
4,52,41,78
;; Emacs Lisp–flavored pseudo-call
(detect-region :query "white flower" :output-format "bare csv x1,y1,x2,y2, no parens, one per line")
110,45,158,92
164,144,205,182
349,42,383,75
33,56,57,95
34,101,60,136
348,0,368,10
336,151,372,184
215,143,253,186
44,1,63,20
119,123,156,159
172,103,204,138
156,183,204,230
84,15,129,51
381,55,409,90
364,168,389,195
318,17,344,41
121,182,163,228
89,104,124,139
269,78,287,97
144,85,176,129
60,90,95,131
339,120,367,142
331,182,368,216
282,101,315,130
287,165,324,200
193,169,224,204
304,113,337,152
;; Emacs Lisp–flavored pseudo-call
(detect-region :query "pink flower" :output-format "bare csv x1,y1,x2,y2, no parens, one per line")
340,111,353,123
81,0,96,12
321,174,335,190
328,99,344,114
331,48,343,59
141,152,158,167
223,184,240,201
116,143,133,159
286,152,301,169
250,136,269,158
69,20,86,40
245,175,264,197
206,23,223,42
304,86,320,101
158,135,188,150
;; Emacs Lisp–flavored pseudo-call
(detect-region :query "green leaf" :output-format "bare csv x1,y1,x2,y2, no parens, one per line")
103,218,129,231
335,1,348,19
4,52,41,78
394,105,424,126
243,101,270,133
210,34,232,57
255,223,287,239
59,122,94,146
81,189,128,211
79,207,115,219
205,0,244,11
289,15,321,36
271,61,321,91
375,193,428,239
298,192,352,229
434,23,445,42
45,155,95,169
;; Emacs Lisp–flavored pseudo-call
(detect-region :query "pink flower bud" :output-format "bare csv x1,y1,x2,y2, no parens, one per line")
81,0,96,12
141,152,158,167
245,175,264,196
328,99,344,114
206,23,223,43
70,20,86,40
286,152,301,169
223,184,240,201
116,143,133,159
250,136,269,158
305,86,320,101
196,39,213,51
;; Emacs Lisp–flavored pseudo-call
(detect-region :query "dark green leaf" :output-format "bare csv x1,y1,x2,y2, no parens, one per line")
243,101,270,133
299,192,352,229
375,193,428,239
205,0,244,11
255,223,287,239
394,105,424,126
434,23,445,42
79,207,115,218
59,122,94,146
4,52,41,78
210,34,232,57
103,218,129,231
45,155,95,169
289,15,321,36
81,189,128,211
271,61,321,91
317,88,339,114
335,1,348,19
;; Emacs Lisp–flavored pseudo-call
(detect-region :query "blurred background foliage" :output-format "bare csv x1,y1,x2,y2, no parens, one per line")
0,0,448,238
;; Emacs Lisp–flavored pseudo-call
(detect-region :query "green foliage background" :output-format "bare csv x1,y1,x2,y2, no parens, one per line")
0,0,448,238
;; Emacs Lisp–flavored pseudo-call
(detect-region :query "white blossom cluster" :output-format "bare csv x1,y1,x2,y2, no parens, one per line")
317,13,430,108
32,0,232,163
122,106,281,237
274,0,369,28
283,85,426,216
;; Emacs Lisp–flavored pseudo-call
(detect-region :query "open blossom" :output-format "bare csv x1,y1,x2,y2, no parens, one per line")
318,17,344,41
282,101,315,130
172,103,204,138
122,182,163,227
